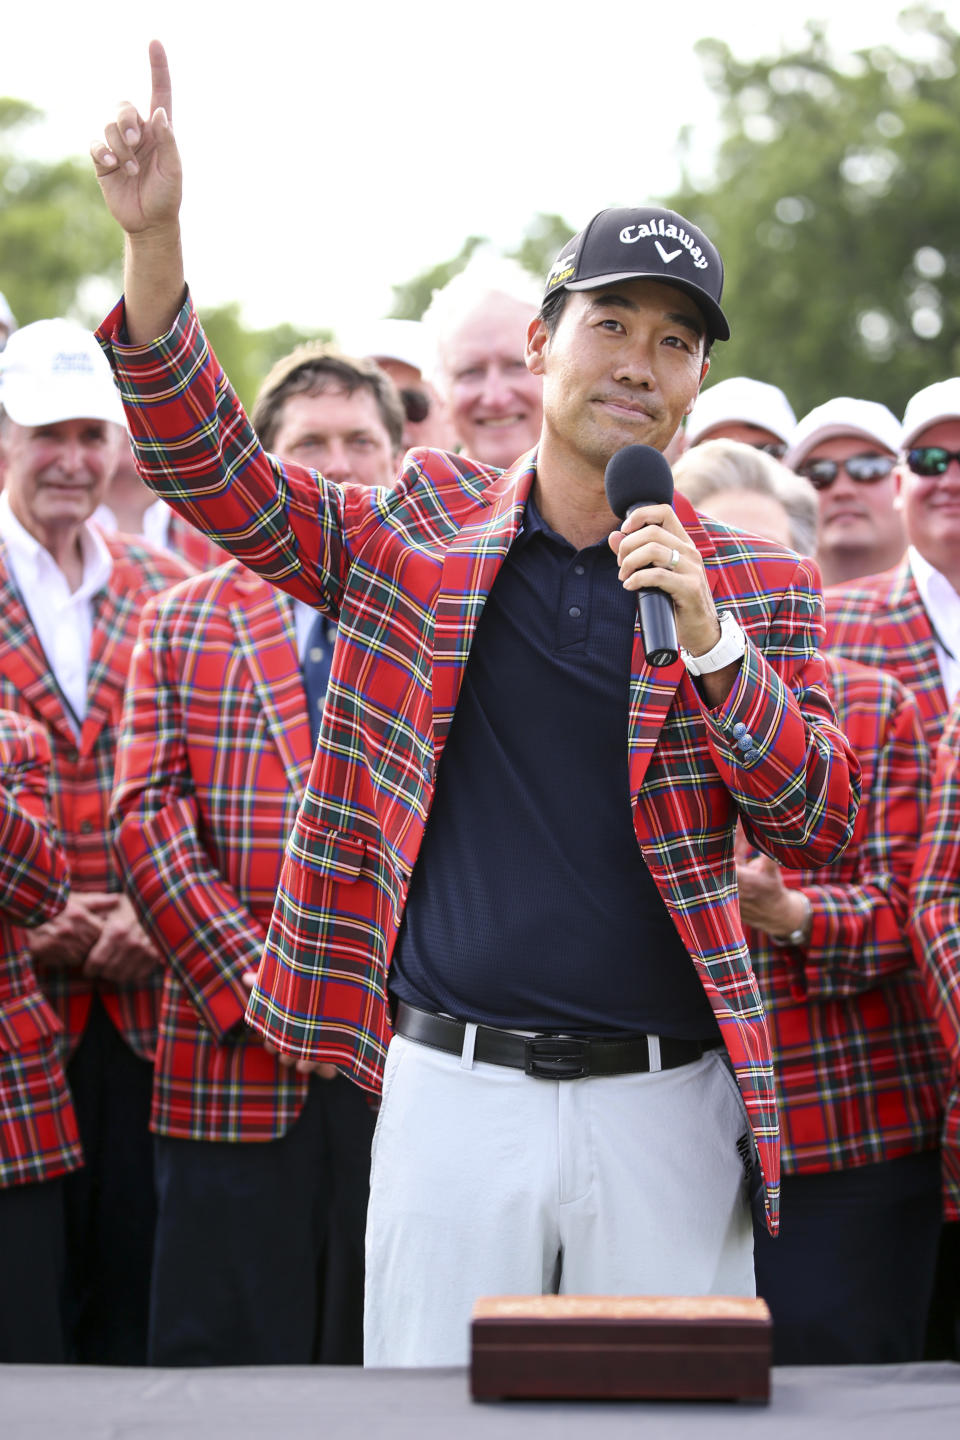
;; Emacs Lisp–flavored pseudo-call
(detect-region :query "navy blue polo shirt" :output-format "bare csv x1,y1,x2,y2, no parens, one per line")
389,498,720,1041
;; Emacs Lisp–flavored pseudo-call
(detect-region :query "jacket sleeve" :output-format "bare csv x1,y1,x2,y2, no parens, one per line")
698,555,860,868
112,598,267,1041
909,699,960,1220
97,295,395,620
0,711,69,927
771,682,928,999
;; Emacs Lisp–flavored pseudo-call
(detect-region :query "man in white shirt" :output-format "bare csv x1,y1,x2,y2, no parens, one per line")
0,318,187,1363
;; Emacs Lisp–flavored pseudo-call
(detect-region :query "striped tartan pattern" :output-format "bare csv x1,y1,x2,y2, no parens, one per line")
909,696,960,1218
0,709,82,1187
0,536,189,1062
112,561,313,1142
98,296,861,1233
825,561,949,748
746,655,947,1174
165,507,232,571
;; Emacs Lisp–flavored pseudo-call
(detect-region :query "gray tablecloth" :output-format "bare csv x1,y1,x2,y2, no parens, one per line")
1,1362,958,1439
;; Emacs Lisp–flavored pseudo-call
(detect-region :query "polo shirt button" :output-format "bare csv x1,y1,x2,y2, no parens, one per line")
568,606,581,618
80,819,94,834
737,734,754,752
574,564,585,576
732,722,747,739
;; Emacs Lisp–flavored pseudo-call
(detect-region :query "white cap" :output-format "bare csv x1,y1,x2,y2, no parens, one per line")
0,291,15,336
687,377,796,447
339,318,429,376
901,377,960,450
785,397,901,469
0,318,126,427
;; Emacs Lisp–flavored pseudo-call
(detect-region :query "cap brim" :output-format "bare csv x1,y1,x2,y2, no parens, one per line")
901,412,959,451
785,423,897,469
564,270,730,342
1,385,126,430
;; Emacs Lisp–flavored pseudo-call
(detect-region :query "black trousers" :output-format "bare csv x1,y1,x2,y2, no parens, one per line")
64,994,156,1365
0,1175,67,1362
149,1072,376,1366
753,1149,942,1365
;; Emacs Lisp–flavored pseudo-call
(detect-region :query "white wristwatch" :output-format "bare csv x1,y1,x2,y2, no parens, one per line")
681,611,746,676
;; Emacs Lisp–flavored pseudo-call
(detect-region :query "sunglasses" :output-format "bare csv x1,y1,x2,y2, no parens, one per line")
754,440,788,460
400,387,431,425
906,446,960,477
796,453,896,491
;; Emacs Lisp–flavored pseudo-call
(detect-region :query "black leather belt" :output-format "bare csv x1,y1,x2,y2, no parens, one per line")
393,1002,718,1081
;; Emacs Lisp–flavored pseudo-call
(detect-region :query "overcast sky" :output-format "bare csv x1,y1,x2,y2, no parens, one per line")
3,2,958,338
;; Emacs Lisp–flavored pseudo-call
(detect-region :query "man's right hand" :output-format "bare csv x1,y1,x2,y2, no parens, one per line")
90,40,186,344
241,970,337,1078
91,40,180,236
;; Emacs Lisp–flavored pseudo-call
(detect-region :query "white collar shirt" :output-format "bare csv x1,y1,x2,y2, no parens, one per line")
141,498,172,552
909,545,960,705
0,491,114,735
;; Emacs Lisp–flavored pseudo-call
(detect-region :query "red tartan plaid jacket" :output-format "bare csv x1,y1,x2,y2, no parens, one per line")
165,508,232,572
746,655,947,1176
0,710,81,1187
825,560,949,748
0,535,189,1061
112,562,313,1142
910,696,960,1219
98,297,861,1232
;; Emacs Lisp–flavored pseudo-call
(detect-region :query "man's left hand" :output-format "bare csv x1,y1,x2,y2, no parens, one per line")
82,894,161,985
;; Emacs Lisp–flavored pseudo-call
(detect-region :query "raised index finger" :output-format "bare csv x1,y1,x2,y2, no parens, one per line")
148,38,172,122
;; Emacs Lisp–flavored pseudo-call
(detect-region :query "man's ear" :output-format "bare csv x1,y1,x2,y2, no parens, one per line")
684,354,710,417
525,315,548,377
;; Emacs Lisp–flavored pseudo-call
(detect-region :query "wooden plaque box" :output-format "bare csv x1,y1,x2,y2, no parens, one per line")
471,1295,772,1403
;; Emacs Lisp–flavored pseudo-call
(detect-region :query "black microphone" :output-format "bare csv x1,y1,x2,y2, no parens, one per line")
604,444,679,668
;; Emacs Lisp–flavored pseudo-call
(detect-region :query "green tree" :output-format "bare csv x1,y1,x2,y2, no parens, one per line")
389,235,486,320
388,213,575,321
0,99,121,326
668,5,960,416
199,303,330,412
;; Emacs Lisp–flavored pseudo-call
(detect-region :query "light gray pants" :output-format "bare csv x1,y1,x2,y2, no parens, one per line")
364,1032,755,1366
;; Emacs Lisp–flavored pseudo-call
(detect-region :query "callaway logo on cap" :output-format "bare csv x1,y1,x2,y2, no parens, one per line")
544,207,730,342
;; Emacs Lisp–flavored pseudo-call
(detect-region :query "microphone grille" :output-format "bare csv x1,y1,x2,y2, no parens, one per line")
604,444,674,520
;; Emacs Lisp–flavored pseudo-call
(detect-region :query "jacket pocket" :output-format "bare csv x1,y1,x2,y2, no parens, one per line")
288,815,367,883
0,990,64,1052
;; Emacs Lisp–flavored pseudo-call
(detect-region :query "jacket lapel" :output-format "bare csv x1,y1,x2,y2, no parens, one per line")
626,494,714,801
81,557,144,754
229,573,313,795
0,552,79,747
885,562,948,727
431,452,536,763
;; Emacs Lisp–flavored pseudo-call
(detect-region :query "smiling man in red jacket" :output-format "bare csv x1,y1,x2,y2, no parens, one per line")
90,44,859,1366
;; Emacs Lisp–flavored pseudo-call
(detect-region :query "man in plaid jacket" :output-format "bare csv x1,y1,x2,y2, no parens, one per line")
92,47,859,1365
676,441,947,1362
112,347,404,1366
0,316,188,1363
911,694,960,1362
0,709,75,1363
825,376,960,1356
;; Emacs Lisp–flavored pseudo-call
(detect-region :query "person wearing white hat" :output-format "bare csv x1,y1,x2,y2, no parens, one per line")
343,318,455,453
785,397,905,589
826,377,960,1361
422,253,544,470
686,376,797,458
0,317,188,1363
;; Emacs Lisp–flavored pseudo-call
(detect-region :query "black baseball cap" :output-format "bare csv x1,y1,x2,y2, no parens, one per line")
544,206,730,342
